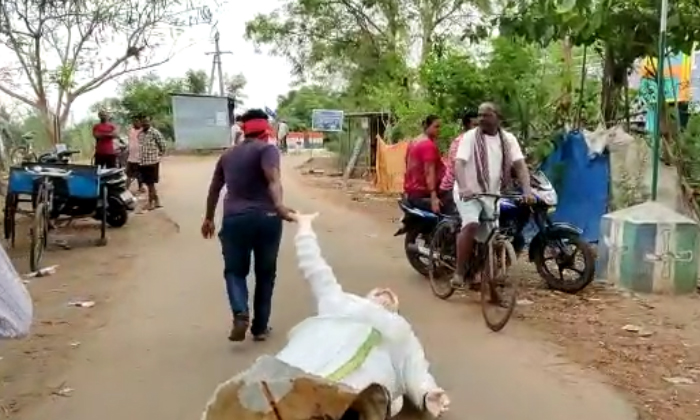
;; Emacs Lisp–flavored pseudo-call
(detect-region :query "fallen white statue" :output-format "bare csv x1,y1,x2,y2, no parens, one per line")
201,212,449,420
0,242,32,339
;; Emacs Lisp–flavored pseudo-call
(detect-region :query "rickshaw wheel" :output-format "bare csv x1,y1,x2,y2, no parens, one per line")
30,201,48,272
97,186,108,246
3,193,17,247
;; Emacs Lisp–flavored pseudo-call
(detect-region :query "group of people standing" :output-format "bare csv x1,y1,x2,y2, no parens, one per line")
93,110,166,210
403,102,535,287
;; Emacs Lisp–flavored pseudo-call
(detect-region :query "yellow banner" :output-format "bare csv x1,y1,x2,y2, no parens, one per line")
374,136,408,193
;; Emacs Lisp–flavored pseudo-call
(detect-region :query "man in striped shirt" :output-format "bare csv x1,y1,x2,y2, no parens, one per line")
438,110,478,213
137,115,167,210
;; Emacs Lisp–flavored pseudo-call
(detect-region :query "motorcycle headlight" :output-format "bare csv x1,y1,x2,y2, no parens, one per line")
538,190,558,206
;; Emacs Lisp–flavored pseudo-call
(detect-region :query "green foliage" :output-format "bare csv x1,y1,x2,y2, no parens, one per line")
0,0,219,144
274,35,603,163
499,0,700,56
498,0,700,123
87,70,247,140
676,115,700,211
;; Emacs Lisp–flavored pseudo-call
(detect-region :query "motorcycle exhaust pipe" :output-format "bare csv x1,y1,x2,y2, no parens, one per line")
406,243,433,258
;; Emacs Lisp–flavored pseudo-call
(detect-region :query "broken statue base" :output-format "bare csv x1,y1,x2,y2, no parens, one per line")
201,355,390,420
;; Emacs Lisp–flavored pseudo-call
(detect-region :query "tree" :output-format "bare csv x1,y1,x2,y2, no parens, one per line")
276,85,342,130
224,73,246,106
0,0,215,142
184,69,209,94
93,68,237,139
117,73,183,138
244,0,490,85
498,0,700,125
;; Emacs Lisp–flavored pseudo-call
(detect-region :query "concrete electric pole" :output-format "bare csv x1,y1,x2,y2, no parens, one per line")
205,31,232,96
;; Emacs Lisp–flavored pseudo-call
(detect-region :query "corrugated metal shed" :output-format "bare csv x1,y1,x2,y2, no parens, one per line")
171,94,235,150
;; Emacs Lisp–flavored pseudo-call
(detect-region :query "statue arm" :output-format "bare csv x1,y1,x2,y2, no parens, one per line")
400,330,439,410
295,222,343,307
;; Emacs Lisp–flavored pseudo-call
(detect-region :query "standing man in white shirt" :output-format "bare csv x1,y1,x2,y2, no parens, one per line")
452,102,534,287
277,119,289,153
230,115,243,146
126,116,143,193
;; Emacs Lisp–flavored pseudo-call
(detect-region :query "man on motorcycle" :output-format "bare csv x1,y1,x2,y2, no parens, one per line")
403,115,445,213
452,103,533,287
439,110,478,214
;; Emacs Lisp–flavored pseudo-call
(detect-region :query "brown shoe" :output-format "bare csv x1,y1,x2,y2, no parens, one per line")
228,315,250,342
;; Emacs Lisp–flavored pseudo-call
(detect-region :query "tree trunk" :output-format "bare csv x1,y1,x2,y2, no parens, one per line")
600,44,632,128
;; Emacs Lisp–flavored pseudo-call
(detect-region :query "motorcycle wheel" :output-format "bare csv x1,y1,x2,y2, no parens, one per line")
428,220,457,300
404,230,431,277
106,199,129,228
534,233,595,294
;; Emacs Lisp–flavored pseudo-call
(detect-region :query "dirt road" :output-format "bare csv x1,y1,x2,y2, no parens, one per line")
16,155,638,420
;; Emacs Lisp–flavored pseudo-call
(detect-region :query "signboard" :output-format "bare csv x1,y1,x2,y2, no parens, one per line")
312,109,344,132
638,52,692,103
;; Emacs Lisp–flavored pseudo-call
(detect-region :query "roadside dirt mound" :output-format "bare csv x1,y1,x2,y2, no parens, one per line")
296,156,342,176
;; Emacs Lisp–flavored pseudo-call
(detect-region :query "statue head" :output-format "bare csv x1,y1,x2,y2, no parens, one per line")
366,288,398,312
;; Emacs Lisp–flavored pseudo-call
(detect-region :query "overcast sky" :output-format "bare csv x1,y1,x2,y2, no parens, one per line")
2,0,293,122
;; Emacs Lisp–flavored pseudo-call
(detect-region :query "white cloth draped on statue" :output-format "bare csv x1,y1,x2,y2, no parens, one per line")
201,218,441,420
0,245,32,339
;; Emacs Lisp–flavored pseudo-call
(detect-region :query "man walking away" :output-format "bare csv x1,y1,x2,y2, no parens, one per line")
126,116,143,193
137,115,166,210
201,108,294,343
92,110,118,168
277,119,289,153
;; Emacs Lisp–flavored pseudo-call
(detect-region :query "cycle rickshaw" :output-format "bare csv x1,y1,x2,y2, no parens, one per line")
4,163,109,271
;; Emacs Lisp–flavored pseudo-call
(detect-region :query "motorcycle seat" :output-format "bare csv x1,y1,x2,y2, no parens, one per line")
97,168,125,177
398,198,440,219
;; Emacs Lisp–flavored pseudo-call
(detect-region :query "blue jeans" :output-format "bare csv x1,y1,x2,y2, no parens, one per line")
219,211,283,335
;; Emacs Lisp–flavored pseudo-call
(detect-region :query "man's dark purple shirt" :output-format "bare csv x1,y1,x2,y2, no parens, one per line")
209,139,280,216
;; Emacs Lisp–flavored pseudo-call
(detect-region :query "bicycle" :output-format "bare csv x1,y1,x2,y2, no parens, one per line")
427,193,520,332
10,132,38,165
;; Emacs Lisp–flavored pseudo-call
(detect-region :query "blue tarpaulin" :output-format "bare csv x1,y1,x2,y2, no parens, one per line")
539,131,610,243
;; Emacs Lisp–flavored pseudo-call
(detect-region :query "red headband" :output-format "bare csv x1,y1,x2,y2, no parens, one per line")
242,118,270,139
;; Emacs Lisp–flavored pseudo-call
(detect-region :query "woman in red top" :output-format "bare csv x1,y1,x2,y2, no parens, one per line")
403,115,445,213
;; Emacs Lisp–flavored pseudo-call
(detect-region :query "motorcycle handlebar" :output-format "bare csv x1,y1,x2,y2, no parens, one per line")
459,193,528,215
459,193,524,202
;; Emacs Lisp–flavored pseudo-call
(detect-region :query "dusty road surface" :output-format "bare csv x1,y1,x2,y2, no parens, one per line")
16,155,638,420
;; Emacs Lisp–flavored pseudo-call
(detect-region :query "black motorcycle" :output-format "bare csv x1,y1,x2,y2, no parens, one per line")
499,171,595,294
394,199,441,277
